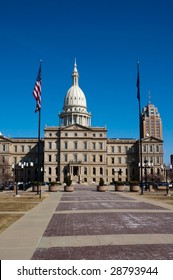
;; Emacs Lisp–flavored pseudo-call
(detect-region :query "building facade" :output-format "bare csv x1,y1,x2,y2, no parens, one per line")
0,61,164,186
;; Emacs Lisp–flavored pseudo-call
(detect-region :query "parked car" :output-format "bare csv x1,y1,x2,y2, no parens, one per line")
156,182,168,190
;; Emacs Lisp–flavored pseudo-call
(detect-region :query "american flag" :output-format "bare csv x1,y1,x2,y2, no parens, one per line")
33,63,41,112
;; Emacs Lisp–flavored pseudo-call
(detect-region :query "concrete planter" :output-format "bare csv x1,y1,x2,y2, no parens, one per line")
64,185,74,192
130,185,139,192
32,185,41,192
115,185,124,192
97,185,107,192
49,185,58,192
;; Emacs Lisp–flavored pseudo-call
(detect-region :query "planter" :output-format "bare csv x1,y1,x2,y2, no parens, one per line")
32,185,41,192
97,185,107,192
115,185,124,192
49,185,58,192
130,185,139,192
64,185,74,192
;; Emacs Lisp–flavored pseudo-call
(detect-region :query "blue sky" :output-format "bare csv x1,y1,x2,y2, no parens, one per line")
0,0,173,163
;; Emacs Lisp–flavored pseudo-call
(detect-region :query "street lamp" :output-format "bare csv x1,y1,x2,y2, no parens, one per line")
161,164,172,196
139,161,154,194
12,164,18,196
18,161,33,191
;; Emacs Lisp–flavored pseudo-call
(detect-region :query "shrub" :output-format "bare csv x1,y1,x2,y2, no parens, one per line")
99,178,104,186
64,176,72,186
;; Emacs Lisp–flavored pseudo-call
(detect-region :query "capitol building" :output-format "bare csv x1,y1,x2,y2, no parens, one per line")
0,61,164,185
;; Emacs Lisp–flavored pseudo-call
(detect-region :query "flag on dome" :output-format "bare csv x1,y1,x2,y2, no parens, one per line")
33,63,41,112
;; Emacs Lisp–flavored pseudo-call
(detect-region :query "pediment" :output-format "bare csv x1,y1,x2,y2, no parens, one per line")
61,124,91,131
142,136,163,143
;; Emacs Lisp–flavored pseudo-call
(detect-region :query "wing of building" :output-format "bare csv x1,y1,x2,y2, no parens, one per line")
0,61,164,186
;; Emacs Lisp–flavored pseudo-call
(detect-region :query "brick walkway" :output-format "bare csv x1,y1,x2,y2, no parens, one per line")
31,185,173,260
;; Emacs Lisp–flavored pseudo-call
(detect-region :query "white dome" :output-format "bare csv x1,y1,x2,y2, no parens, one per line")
64,84,87,108
59,59,91,127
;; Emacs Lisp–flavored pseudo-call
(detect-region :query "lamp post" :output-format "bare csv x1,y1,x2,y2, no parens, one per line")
18,161,33,191
139,161,154,193
161,164,172,196
12,163,18,196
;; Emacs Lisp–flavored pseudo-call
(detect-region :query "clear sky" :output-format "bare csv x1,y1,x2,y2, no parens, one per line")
0,0,173,163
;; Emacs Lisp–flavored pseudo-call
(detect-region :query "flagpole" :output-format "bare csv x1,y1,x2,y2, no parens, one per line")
38,107,41,198
137,62,143,194
33,60,42,198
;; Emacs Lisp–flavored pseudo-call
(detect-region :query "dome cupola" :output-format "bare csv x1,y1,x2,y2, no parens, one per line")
59,60,91,127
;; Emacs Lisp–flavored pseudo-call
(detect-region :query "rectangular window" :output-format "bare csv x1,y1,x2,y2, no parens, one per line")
84,142,87,149
111,157,114,164
2,145,5,152
99,142,103,150
111,146,114,153
83,154,87,162
64,142,68,149
48,155,52,162
92,142,96,150
74,142,77,149
93,155,96,162
118,157,121,164
48,142,52,149
64,154,68,162
21,146,24,153
118,146,121,153
14,146,17,152
100,155,103,162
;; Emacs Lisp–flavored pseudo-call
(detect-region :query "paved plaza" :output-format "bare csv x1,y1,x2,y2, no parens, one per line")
0,185,173,259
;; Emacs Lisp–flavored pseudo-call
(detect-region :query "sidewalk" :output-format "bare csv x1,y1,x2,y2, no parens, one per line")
1,185,173,259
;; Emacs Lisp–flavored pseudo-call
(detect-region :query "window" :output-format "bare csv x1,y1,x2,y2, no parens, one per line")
156,145,159,152
74,133,78,137
65,133,68,137
14,146,17,152
111,146,114,153
100,167,103,175
84,142,87,149
64,154,68,162
74,154,77,162
143,145,147,152
28,146,32,152
64,142,68,149
111,157,114,164
83,154,87,162
49,167,52,175
99,142,103,150
118,157,121,164
84,133,87,136
21,145,24,152
93,133,96,137
48,155,52,162
74,142,78,149
93,167,96,175
100,133,102,137
48,142,52,149
100,155,103,162
118,146,121,153
92,142,96,150
150,145,153,152
84,167,87,175
2,145,5,152
112,168,114,175
93,155,96,162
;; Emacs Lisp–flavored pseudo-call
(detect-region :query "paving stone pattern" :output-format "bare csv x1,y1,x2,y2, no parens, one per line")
32,186,173,259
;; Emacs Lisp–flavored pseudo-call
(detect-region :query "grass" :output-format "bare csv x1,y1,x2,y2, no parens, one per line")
0,191,48,233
